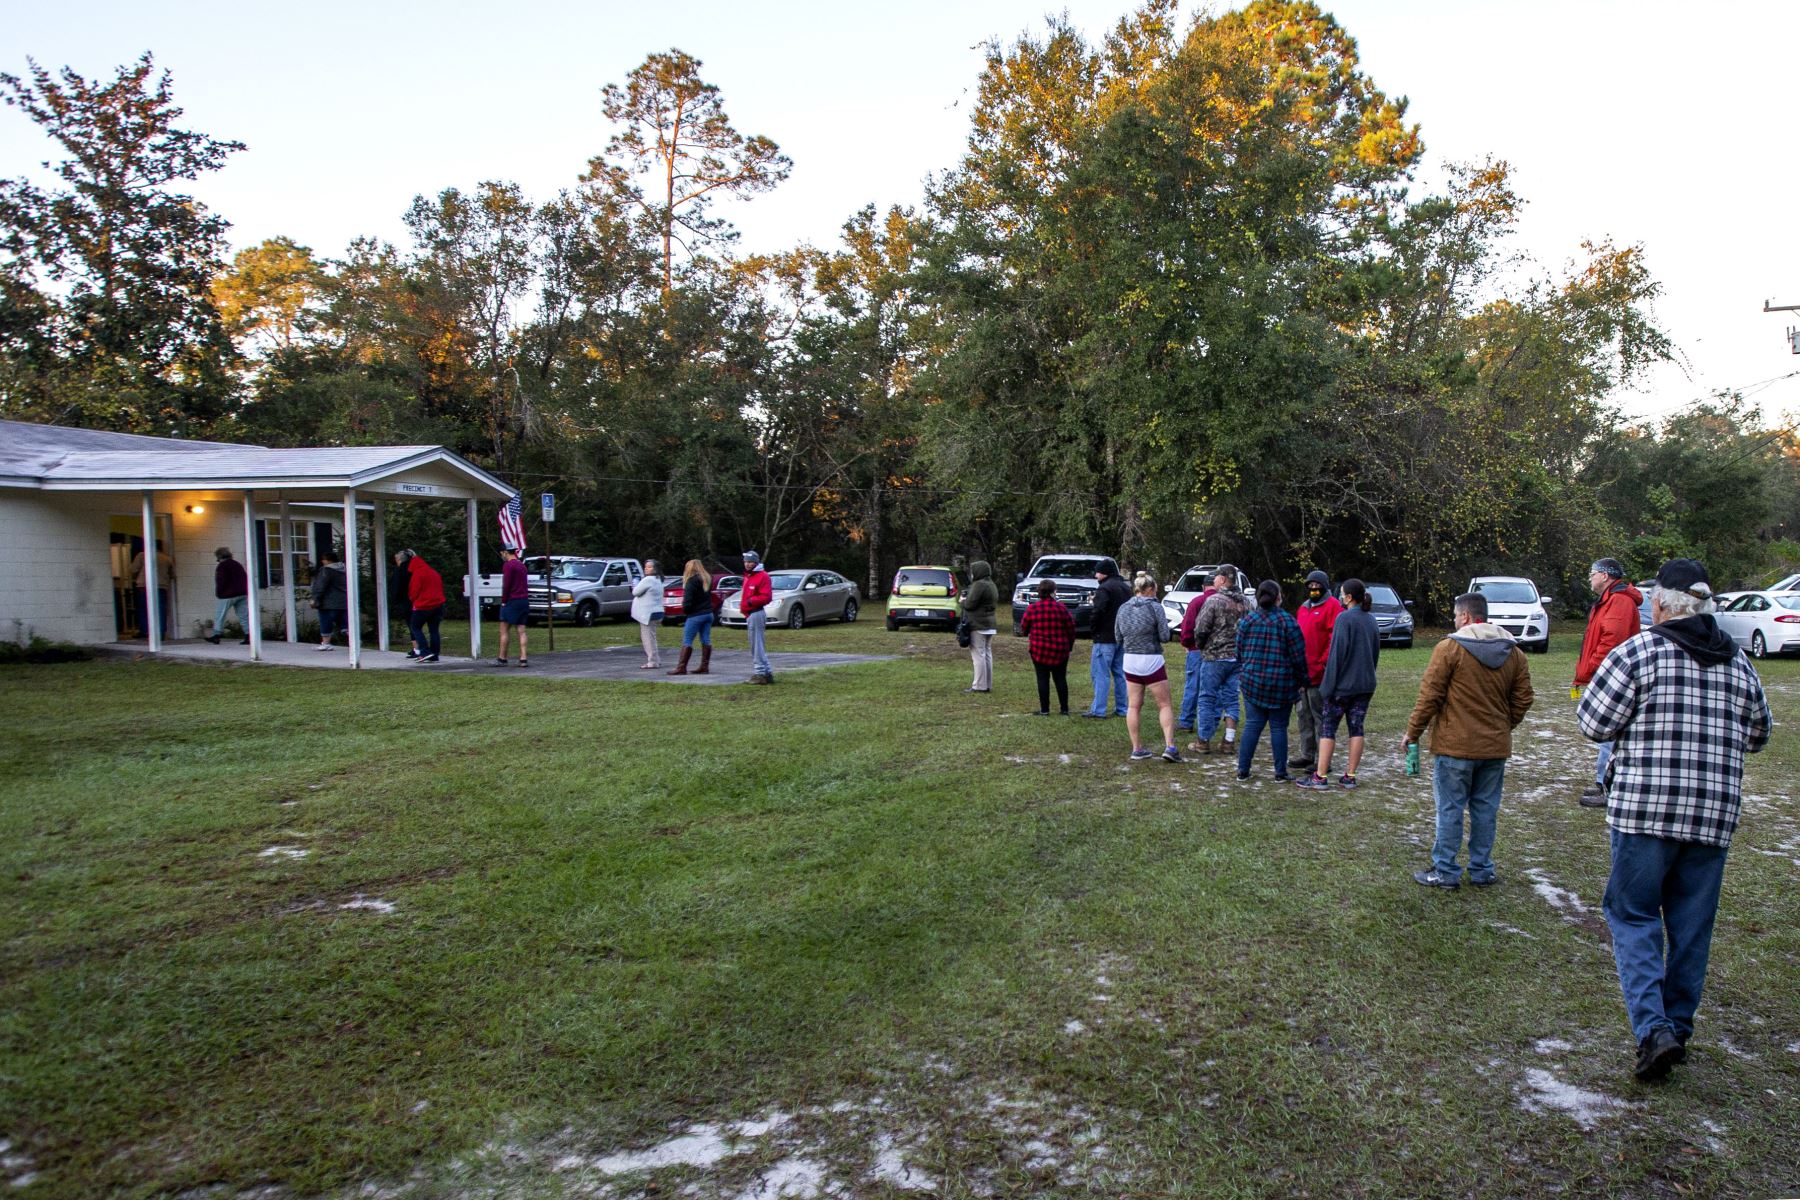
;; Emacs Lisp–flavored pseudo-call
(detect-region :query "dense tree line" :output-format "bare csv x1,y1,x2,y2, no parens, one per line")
3,4,1796,615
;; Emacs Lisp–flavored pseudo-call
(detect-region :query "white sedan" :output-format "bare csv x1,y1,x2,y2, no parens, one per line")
1714,590,1800,659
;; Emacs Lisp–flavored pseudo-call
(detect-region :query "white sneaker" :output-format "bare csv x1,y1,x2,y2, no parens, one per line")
317,643,334,651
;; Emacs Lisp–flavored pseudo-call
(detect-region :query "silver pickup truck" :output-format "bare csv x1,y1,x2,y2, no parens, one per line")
531,557,645,625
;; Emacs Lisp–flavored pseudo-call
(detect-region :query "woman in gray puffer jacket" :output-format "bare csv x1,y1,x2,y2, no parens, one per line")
1114,572,1181,762
961,560,999,692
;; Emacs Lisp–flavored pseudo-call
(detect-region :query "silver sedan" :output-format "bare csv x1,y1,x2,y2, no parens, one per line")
720,569,861,628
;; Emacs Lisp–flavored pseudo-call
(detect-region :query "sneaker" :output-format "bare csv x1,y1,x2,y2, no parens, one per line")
1033,710,1051,717
420,653,439,663
1413,868,1460,889
204,634,222,645
1296,774,1330,791
1235,770,1251,781
517,659,529,668
1634,1026,1684,1082
1129,748,1154,761
405,650,419,659
1467,873,1498,887
1579,784,1608,808
1272,774,1291,783
317,644,334,652
1162,746,1182,763
1082,712,1109,719
1338,774,1358,790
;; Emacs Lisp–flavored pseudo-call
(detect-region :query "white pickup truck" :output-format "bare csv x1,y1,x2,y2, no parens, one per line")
462,555,572,615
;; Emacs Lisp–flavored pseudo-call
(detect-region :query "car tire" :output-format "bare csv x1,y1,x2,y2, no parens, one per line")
788,606,806,630
843,599,858,623
576,601,599,627
1751,631,1767,659
886,614,899,631
1529,639,1548,654
1395,639,1413,650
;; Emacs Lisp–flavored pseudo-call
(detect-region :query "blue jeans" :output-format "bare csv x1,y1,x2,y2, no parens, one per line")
214,595,247,635
1595,739,1614,786
1195,659,1241,741
1431,755,1505,881
682,613,713,647
1236,701,1292,777
1603,829,1727,1043
747,610,770,677
1178,649,1204,728
1087,642,1126,715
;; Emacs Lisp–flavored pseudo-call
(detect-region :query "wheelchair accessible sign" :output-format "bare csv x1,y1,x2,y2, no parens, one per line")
540,492,556,523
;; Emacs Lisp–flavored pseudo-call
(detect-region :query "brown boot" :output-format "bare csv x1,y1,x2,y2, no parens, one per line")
1188,738,1212,755
693,645,711,674
668,647,692,676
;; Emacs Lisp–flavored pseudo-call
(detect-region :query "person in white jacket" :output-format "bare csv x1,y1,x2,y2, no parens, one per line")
630,560,665,669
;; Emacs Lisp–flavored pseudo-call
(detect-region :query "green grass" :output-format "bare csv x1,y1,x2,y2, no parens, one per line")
2,619,1797,1198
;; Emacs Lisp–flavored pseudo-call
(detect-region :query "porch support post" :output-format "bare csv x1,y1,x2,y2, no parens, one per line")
242,490,262,661
466,497,481,660
279,498,297,643
373,498,390,652
140,489,162,652
343,488,362,669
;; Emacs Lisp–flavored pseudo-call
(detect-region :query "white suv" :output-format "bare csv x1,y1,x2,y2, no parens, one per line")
1468,576,1552,653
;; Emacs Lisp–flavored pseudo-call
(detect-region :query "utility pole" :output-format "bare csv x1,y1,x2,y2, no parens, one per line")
1765,299,1800,355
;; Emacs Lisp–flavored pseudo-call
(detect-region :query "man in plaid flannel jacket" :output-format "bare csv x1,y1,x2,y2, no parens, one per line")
1576,558,1771,1083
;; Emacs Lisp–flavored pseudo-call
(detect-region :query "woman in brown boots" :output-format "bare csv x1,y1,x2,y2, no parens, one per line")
670,559,714,675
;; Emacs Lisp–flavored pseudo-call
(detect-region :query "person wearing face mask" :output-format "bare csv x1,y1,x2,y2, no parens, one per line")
1290,570,1342,778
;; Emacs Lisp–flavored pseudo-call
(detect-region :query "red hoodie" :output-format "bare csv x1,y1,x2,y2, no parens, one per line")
740,566,772,615
1295,596,1343,687
1575,580,1643,685
407,557,447,610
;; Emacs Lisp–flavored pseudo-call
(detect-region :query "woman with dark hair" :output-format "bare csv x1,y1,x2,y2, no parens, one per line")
1299,577,1380,790
1018,579,1076,715
310,546,348,651
1234,580,1309,781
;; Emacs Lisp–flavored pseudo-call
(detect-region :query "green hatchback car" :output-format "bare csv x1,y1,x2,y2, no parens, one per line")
886,565,960,631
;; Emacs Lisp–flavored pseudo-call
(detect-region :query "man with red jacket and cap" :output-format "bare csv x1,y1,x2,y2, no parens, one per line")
740,550,774,685
1575,557,1642,807
1290,569,1342,778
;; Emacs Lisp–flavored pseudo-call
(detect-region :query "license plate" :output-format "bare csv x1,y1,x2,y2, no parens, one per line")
912,609,936,618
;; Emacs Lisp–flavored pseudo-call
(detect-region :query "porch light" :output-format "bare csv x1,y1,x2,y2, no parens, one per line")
185,504,205,514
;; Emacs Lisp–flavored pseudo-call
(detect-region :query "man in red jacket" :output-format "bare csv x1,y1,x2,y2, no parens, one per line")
740,550,774,684
1574,557,1643,807
396,549,447,663
1290,569,1342,777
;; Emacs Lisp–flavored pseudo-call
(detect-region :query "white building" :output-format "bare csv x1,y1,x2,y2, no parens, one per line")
0,419,514,666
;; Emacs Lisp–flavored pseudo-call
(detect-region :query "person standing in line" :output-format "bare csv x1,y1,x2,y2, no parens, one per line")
1403,591,1535,888
390,552,416,658
1574,557,1643,808
130,539,175,640
1290,569,1342,778
1115,572,1181,761
671,559,714,676
396,549,446,663
1233,580,1309,782
740,551,774,684
1019,579,1076,715
1083,559,1132,718
1176,577,1219,733
1187,569,1247,756
1577,558,1770,1082
310,547,348,651
631,558,664,670
961,560,1000,693
496,545,531,667
206,547,251,645
1299,578,1380,790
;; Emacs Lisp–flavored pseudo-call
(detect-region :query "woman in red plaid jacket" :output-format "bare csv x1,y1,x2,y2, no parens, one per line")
1018,579,1077,715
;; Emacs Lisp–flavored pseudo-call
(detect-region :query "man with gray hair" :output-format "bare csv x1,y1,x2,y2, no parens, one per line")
1573,557,1642,807
1577,558,1770,1082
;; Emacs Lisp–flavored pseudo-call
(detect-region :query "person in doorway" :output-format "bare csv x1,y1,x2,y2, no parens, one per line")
961,560,999,693
496,545,530,667
1574,557,1643,808
1403,591,1535,889
740,551,774,684
1299,578,1380,790
1577,558,1770,1083
130,539,175,639
1290,569,1342,777
1188,569,1247,755
631,557,664,670
309,547,348,651
396,549,446,663
1084,559,1131,717
1234,580,1309,782
1019,579,1076,715
1116,572,1181,761
207,547,250,645
671,559,714,676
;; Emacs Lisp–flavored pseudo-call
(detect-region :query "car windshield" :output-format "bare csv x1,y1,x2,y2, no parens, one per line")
897,568,954,589
1029,557,1105,579
1367,585,1402,607
768,573,807,591
1472,580,1538,604
551,561,606,581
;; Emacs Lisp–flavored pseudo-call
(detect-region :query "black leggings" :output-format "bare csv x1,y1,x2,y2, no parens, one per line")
409,605,443,656
1034,661,1070,713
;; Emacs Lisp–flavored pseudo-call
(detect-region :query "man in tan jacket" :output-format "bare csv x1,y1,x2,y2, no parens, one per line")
1404,592,1535,888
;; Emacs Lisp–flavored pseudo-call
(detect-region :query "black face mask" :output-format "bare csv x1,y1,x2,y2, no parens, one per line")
1306,587,1323,600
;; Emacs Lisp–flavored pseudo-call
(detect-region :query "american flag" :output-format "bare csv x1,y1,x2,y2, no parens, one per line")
497,494,525,551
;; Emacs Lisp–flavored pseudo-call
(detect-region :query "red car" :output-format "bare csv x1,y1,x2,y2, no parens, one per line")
661,574,744,624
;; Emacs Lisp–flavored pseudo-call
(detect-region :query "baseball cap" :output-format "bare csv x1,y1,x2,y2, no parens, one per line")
1655,558,1711,598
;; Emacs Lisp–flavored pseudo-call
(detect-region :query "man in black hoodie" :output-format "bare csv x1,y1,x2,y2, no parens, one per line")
1577,559,1771,1084
1083,559,1132,718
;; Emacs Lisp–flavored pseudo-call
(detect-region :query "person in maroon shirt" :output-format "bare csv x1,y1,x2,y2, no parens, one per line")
1019,579,1077,715
205,547,251,645
496,545,530,667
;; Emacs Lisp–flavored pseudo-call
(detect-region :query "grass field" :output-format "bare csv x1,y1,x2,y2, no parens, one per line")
2,615,1797,1199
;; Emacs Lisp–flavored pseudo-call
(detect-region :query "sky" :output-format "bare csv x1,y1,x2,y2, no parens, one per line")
4,0,1796,425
